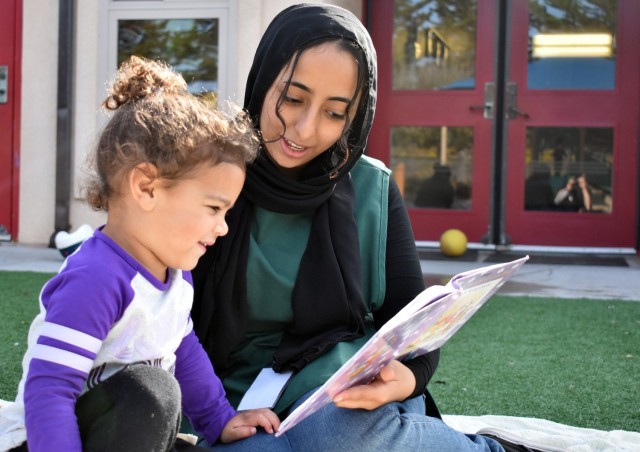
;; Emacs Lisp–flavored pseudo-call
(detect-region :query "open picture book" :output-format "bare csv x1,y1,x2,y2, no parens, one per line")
274,255,529,436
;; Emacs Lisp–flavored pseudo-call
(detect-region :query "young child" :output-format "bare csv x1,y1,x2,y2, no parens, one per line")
0,56,279,451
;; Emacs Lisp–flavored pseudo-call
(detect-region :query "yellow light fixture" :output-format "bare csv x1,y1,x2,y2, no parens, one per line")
532,33,613,58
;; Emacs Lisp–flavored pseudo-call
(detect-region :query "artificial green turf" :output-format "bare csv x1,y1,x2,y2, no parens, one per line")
1,272,53,399
430,296,640,433
1,271,638,433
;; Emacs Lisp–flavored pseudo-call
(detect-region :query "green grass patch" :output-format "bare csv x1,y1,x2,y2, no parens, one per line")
1,273,638,433
0,272,53,399
430,295,640,432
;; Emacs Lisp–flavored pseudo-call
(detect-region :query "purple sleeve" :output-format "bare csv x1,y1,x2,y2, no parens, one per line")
24,271,127,451
175,328,236,444
24,360,86,451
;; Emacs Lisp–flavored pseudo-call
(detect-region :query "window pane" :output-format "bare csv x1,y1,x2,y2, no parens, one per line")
118,19,219,99
528,0,617,90
524,127,613,213
391,126,474,210
393,0,477,90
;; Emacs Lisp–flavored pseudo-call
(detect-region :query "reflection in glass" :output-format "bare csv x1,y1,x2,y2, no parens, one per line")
528,0,617,90
524,127,613,213
391,126,474,210
118,19,219,101
393,0,477,90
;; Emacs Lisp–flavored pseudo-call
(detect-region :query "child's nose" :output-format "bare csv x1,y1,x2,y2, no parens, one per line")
215,220,229,237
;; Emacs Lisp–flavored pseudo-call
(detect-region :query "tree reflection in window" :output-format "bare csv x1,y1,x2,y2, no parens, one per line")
393,0,477,90
118,19,219,102
391,126,474,210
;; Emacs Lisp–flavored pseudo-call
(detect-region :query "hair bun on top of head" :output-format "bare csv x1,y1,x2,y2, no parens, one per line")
103,55,188,110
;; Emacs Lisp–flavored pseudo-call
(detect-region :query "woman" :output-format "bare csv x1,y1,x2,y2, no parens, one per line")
191,4,503,451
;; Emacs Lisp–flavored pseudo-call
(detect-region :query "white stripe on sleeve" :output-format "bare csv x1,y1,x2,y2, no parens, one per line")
40,321,102,354
32,343,94,374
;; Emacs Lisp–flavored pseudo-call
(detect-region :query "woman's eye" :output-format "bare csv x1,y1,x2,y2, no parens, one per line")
209,206,221,214
284,95,301,104
328,111,346,120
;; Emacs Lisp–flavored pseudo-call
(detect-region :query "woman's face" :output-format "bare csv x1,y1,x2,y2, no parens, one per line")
259,42,360,177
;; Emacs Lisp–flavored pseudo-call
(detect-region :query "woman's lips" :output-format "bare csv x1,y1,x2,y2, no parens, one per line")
281,137,307,158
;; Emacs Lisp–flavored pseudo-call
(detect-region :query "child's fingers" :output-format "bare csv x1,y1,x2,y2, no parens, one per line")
227,425,258,441
261,409,281,430
249,410,280,433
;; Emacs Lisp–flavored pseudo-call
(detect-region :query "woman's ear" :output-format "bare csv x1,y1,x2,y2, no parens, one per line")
129,162,160,211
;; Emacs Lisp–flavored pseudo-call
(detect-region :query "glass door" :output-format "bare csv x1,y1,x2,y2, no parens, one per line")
369,0,639,249
503,0,639,248
369,0,498,243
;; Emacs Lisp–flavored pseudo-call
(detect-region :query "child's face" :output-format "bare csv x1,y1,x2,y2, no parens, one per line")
145,162,245,277
259,42,359,177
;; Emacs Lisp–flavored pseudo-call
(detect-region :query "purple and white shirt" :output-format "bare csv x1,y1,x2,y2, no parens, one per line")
0,229,235,451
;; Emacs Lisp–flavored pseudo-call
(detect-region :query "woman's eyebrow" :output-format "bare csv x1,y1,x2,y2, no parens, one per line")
290,81,352,104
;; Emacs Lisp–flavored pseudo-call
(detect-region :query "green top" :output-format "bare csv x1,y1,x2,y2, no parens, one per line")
222,156,391,413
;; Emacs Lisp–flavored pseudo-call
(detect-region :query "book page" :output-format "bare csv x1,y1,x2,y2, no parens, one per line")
275,256,529,436
395,278,502,360
379,284,452,332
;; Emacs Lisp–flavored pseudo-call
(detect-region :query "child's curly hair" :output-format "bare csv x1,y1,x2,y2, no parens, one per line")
85,55,258,211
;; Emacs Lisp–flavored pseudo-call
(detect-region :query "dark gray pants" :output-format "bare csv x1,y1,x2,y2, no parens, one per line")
13,365,206,451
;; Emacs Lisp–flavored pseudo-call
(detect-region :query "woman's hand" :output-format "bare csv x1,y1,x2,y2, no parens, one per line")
332,359,416,410
219,408,281,443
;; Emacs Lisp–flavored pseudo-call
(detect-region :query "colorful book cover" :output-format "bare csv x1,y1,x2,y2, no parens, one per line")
276,256,529,436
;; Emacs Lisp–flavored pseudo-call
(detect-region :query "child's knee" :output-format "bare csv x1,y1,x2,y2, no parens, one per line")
115,365,182,417
77,366,182,451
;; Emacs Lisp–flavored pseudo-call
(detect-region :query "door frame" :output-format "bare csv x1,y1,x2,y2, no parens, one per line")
367,0,639,252
0,0,22,241
368,0,498,244
502,0,639,250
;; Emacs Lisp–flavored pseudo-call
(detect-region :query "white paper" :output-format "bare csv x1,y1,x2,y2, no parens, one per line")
237,368,293,411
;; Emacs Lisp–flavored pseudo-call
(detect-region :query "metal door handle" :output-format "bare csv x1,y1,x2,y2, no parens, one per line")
468,82,495,119
469,104,491,111
0,66,8,104
505,82,528,119
507,106,529,119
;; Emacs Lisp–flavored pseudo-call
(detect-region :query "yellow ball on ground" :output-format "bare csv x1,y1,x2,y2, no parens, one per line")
440,229,468,257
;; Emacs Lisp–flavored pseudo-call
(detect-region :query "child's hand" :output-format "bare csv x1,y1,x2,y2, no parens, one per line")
219,408,281,443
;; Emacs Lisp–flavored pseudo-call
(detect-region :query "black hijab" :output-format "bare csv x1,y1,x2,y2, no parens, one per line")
191,3,378,375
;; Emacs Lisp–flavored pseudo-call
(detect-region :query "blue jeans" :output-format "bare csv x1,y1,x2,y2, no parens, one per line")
209,389,503,452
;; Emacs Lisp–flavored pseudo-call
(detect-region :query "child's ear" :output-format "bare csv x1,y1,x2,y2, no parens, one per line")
129,163,160,211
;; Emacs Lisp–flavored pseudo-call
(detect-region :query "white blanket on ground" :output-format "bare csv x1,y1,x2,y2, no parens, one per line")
0,399,26,451
444,414,640,452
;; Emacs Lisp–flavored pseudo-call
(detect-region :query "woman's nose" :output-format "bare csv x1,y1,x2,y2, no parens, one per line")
293,108,318,141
